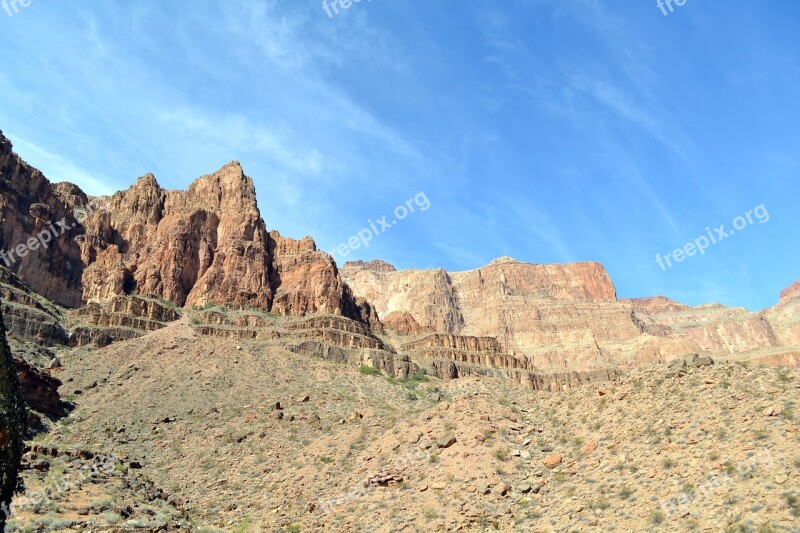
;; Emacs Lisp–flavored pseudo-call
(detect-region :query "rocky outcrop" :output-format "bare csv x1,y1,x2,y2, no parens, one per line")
0,268,69,348
74,295,180,329
268,232,346,316
343,259,397,273
402,334,502,354
383,311,430,336
67,295,181,347
193,312,386,350
0,132,88,307
288,341,417,379
344,260,800,371
13,355,63,417
0,133,371,323
0,305,26,529
780,280,800,301
340,263,464,334
766,280,800,348
428,359,622,392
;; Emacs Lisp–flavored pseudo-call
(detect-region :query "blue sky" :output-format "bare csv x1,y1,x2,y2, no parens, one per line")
1,0,797,311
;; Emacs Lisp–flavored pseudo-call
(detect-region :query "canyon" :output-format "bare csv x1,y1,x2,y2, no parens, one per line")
1,129,798,398
0,131,798,531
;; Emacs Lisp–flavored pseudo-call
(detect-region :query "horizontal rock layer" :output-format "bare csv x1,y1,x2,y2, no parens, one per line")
343,259,800,372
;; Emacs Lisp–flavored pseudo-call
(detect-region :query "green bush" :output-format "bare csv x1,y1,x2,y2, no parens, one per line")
359,365,381,376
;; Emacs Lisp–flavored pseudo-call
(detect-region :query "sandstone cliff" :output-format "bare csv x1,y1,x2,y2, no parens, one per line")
0,132,88,307
2,130,797,392
342,258,800,372
0,133,368,322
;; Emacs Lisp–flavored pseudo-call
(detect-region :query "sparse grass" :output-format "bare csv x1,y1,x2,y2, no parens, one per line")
651,510,665,525
783,492,800,516
397,370,430,389
99,512,122,525
233,516,252,533
662,457,676,469
589,498,611,510
494,447,509,461
753,428,770,440
619,486,634,500
319,456,334,464
359,365,381,376
421,506,438,521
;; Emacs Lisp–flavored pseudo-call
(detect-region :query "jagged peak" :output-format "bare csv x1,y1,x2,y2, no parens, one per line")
0,130,11,155
189,161,253,195
342,259,397,272
780,280,800,301
487,256,520,266
134,173,162,190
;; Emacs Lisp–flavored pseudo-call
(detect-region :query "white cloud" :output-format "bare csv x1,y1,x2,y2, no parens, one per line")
7,135,118,196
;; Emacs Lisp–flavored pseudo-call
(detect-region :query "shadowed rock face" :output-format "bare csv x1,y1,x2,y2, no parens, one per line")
12,356,63,417
0,133,88,307
0,306,26,528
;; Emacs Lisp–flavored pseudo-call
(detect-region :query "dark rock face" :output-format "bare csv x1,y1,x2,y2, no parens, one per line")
13,355,64,417
0,306,26,528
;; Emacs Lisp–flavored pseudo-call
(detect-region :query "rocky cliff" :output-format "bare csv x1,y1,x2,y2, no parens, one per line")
0,133,88,307
1,130,798,394
0,132,368,323
342,258,800,373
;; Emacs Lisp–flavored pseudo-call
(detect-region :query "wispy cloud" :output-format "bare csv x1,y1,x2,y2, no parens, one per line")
7,135,117,196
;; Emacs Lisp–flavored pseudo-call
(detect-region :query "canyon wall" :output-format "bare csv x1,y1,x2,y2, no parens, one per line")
342,258,800,372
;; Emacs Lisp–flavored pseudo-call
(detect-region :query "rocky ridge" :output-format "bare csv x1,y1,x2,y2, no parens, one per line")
342,259,800,378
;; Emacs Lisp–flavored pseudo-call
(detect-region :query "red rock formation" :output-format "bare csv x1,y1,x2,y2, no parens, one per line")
343,259,397,273
343,259,800,371
780,280,800,301
0,133,370,322
383,311,430,335
0,133,88,307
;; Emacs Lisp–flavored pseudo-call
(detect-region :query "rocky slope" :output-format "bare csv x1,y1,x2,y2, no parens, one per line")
0,132,798,532
5,318,799,532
